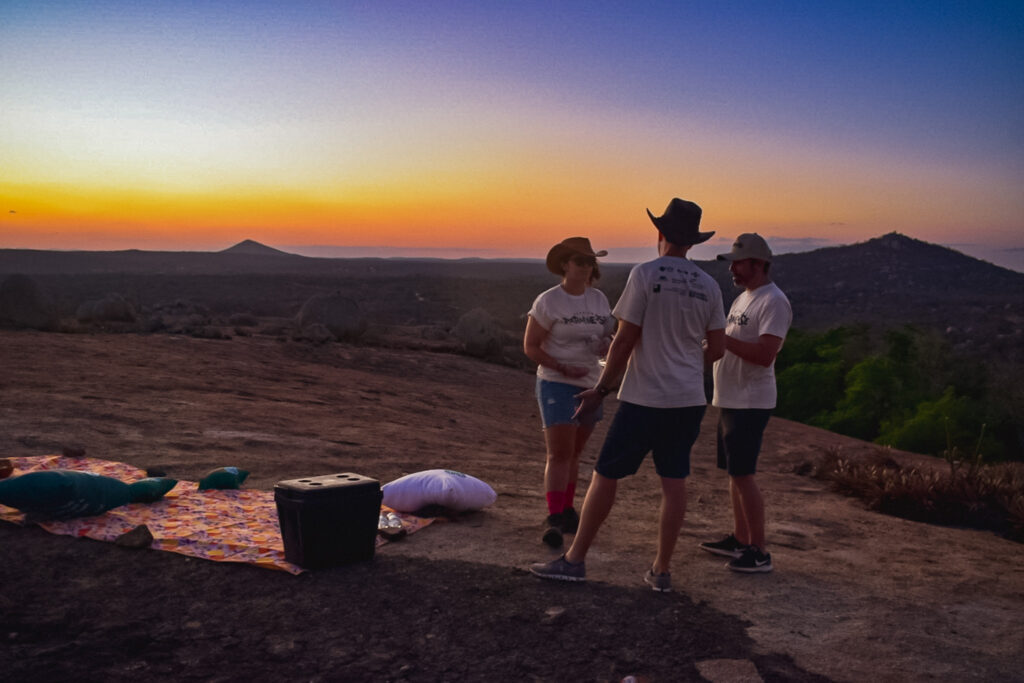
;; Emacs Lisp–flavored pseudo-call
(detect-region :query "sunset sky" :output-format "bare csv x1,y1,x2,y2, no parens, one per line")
2,2,1022,268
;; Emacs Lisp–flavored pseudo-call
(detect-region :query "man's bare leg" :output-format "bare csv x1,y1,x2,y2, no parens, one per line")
563,471,618,564
652,476,687,574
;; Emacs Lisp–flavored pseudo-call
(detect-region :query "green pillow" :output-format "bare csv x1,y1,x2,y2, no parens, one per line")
198,467,249,491
127,477,178,503
0,470,130,519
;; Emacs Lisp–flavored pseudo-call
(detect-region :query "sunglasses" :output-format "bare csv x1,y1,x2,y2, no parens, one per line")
570,255,596,267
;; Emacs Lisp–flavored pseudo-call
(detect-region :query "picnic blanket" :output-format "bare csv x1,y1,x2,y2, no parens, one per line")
0,455,434,574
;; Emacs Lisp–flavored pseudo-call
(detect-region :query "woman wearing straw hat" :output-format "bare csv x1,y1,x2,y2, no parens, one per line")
524,237,615,548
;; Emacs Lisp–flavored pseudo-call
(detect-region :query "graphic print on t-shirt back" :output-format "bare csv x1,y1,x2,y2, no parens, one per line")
651,264,712,305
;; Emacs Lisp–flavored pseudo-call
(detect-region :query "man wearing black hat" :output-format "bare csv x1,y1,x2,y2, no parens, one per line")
699,233,792,573
531,198,726,592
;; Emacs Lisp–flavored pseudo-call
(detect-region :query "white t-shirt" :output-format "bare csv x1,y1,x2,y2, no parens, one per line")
613,256,726,408
713,282,792,409
529,285,614,388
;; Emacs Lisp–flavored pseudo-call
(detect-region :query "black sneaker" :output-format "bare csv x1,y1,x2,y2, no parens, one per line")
530,554,586,582
560,507,580,534
542,513,564,548
699,533,748,559
728,546,773,573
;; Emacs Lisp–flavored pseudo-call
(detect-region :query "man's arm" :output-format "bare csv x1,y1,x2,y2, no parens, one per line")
724,333,783,367
595,320,641,391
704,328,725,364
573,320,641,416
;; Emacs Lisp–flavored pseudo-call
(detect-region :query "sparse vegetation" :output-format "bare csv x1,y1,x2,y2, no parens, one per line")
801,445,1024,542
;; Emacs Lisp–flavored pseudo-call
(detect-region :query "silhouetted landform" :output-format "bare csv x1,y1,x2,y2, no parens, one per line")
0,244,545,279
765,233,1023,334
0,232,1021,361
219,239,294,256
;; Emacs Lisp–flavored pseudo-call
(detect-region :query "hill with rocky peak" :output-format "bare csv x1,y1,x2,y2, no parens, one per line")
219,239,293,256
759,233,1024,360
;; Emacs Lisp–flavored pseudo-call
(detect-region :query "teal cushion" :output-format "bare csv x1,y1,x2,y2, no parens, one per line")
198,467,249,491
127,477,178,503
0,470,131,519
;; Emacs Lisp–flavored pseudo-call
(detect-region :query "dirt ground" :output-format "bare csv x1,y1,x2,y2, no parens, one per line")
1,330,1022,682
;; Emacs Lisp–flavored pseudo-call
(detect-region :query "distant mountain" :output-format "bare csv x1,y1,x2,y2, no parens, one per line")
769,231,1022,319
0,232,1020,361
219,240,292,256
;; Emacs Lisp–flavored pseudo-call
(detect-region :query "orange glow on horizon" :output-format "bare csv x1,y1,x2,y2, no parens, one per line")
3,167,1021,254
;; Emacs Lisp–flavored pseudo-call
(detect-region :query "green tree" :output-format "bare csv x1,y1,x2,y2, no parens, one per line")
817,354,904,440
876,387,982,457
773,324,1020,461
776,326,864,424
776,361,844,424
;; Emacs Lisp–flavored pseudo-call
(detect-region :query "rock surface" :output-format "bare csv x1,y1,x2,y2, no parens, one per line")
0,330,1021,682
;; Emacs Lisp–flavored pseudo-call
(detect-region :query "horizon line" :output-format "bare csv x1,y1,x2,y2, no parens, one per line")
3,233,1023,273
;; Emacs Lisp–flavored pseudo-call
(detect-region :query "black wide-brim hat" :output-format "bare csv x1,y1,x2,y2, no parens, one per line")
545,237,608,275
647,198,715,246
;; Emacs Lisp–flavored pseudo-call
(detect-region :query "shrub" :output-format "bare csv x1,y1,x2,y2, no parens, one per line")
802,446,1024,542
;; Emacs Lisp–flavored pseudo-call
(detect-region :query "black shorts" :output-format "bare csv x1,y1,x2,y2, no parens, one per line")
716,408,773,476
595,402,706,480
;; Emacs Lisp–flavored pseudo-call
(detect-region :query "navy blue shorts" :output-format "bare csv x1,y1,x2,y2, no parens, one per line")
595,402,706,480
716,408,773,476
536,378,603,428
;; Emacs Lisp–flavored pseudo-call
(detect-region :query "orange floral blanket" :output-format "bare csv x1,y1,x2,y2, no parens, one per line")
0,455,433,574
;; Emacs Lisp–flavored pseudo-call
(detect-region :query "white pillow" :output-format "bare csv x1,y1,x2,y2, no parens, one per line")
381,469,497,513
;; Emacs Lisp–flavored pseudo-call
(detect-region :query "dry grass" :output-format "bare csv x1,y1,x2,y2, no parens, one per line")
802,446,1024,542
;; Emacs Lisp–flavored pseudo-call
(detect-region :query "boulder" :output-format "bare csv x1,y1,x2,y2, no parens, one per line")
453,308,505,358
296,292,367,341
0,274,58,330
294,322,334,345
420,325,450,341
76,294,137,323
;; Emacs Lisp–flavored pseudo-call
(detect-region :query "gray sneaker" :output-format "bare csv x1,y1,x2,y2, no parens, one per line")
530,554,586,582
643,567,671,593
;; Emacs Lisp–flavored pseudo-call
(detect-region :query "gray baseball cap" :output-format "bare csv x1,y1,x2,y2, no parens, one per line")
717,233,773,262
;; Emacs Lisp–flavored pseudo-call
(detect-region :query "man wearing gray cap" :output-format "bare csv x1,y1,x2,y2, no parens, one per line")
531,198,726,592
700,233,792,573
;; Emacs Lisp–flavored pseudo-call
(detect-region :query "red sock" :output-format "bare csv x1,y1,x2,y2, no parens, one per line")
545,490,565,516
564,481,577,511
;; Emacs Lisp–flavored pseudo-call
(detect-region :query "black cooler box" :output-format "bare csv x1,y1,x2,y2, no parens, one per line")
274,473,382,569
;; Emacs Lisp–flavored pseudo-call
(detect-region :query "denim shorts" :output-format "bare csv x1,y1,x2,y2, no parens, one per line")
595,402,706,479
716,408,773,476
536,378,603,428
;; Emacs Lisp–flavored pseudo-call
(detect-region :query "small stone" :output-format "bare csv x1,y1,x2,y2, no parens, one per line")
695,658,763,682
542,606,566,625
115,524,154,548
